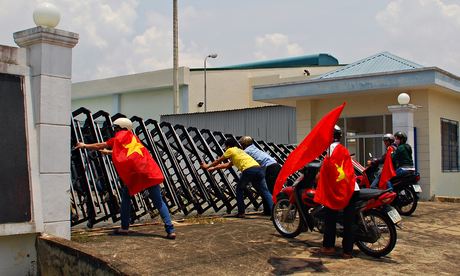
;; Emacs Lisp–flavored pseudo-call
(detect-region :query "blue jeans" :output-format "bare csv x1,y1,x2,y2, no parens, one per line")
396,167,413,176
370,172,393,189
236,167,274,214
120,185,175,234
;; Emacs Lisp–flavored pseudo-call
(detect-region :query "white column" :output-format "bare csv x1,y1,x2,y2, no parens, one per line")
14,27,78,239
388,104,418,160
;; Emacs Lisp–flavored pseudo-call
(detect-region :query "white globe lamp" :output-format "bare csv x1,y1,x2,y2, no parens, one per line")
397,93,410,105
33,2,61,28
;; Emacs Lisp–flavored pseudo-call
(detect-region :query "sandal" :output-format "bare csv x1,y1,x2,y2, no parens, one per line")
318,247,336,256
112,228,129,235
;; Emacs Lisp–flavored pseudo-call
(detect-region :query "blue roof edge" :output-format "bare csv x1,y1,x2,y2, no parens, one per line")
212,53,339,70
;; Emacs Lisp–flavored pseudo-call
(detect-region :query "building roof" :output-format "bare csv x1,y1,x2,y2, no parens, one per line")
314,52,423,79
253,52,460,102
191,53,339,71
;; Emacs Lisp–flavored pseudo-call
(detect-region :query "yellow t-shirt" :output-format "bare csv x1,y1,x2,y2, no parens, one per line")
223,147,259,172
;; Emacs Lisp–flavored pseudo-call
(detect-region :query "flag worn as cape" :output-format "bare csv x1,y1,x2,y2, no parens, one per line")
314,143,356,210
106,130,164,196
272,102,346,202
378,146,396,190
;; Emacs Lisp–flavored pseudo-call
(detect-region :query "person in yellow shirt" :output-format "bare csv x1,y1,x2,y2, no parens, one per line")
201,138,274,218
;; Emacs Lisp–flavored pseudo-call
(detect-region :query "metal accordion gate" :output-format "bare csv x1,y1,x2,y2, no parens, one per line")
70,107,296,228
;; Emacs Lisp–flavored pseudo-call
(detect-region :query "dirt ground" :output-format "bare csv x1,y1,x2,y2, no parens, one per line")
71,201,460,275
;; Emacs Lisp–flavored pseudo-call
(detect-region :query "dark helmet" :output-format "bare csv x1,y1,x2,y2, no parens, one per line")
238,136,254,149
333,125,342,141
394,131,407,144
383,133,395,143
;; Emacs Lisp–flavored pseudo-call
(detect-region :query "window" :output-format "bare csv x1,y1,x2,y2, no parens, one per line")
441,118,459,171
337,115,392,165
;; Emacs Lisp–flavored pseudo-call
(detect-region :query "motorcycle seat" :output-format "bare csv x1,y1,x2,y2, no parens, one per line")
358,188,388,200
391,173,416,181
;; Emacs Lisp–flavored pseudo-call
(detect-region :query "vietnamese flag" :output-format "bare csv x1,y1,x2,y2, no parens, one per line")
314,144,356,210
106,130,164,196
378,146,396,190
272,103,346,202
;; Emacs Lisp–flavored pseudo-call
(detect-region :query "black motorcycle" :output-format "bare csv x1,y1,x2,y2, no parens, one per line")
359,157,421,216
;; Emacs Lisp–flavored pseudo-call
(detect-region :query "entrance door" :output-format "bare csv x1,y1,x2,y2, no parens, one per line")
346,135,384,166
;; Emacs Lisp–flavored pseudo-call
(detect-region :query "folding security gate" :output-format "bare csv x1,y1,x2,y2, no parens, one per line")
70,108,297,228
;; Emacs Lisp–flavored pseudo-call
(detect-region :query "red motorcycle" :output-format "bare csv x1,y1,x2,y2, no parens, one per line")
272,159,401,258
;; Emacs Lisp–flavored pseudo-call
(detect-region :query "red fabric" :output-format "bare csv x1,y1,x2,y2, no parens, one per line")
314,144,356,210
107,130,164,196
378,146,396,190
272,103,346,202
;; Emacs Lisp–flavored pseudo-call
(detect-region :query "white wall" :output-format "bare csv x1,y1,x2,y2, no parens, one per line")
188,66,340,113
122,88,173,119
72,95,114,115
0,234,38,275
427,90,460,197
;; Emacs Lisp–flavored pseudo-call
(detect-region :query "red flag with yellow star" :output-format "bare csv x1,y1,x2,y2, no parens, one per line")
272,103,346,202
106,130,164,196
314,143,356,210
378,146,396,190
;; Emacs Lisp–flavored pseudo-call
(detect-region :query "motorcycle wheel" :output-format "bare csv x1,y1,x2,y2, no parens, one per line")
272,196,303,238
395,187,418,216
356,209,397,258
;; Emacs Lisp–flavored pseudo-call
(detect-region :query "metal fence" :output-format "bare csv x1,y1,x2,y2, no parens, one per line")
70,108,297,228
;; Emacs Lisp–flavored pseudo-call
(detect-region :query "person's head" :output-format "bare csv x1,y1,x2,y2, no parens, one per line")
394,131,407,145
238,136,254,149
112,117,133,132
224,138,239,149
333,125,342,142
382,133,395,147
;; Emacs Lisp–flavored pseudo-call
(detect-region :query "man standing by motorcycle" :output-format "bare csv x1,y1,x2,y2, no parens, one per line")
314,125,359,259
370,134,397,188
392,131,415,176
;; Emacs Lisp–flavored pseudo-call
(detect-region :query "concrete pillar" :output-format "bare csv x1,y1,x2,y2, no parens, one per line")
388,104,418,161
14,27,78,239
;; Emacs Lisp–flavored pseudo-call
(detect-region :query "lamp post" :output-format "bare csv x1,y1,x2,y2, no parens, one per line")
172,0,179,114
204,53,218,112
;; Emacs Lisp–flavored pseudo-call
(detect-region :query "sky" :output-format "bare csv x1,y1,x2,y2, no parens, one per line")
1,0,459,82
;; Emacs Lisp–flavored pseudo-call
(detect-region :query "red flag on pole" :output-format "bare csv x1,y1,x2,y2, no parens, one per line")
106,130,164,196
272,103,346,202
378,146,396,190
314,144,356,210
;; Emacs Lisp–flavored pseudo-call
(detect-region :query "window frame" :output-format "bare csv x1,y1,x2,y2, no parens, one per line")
441,118,459,172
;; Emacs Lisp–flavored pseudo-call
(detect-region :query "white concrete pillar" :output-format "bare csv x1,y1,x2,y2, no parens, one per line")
14,27,78,239
388,103,418,161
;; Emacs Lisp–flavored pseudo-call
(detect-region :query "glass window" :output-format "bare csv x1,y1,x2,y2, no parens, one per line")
441,118,459,171
341,115,389,165
346,116,383,135
384,115,393,134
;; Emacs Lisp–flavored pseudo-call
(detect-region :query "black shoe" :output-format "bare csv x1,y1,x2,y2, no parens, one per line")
235,213,246,218
166,232,176,240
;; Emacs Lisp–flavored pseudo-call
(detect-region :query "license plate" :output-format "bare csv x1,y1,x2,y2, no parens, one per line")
412,184,422,193
387,207,402,224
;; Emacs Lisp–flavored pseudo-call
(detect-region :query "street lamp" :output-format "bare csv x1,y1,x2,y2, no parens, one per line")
204,53,218,112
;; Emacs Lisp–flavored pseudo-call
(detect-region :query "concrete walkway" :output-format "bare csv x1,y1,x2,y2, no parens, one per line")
71,201,460,275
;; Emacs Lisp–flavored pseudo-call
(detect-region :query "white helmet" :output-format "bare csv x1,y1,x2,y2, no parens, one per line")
112,118,133,131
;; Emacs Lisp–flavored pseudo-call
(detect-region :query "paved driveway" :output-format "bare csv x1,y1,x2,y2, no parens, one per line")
72,201,460,275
